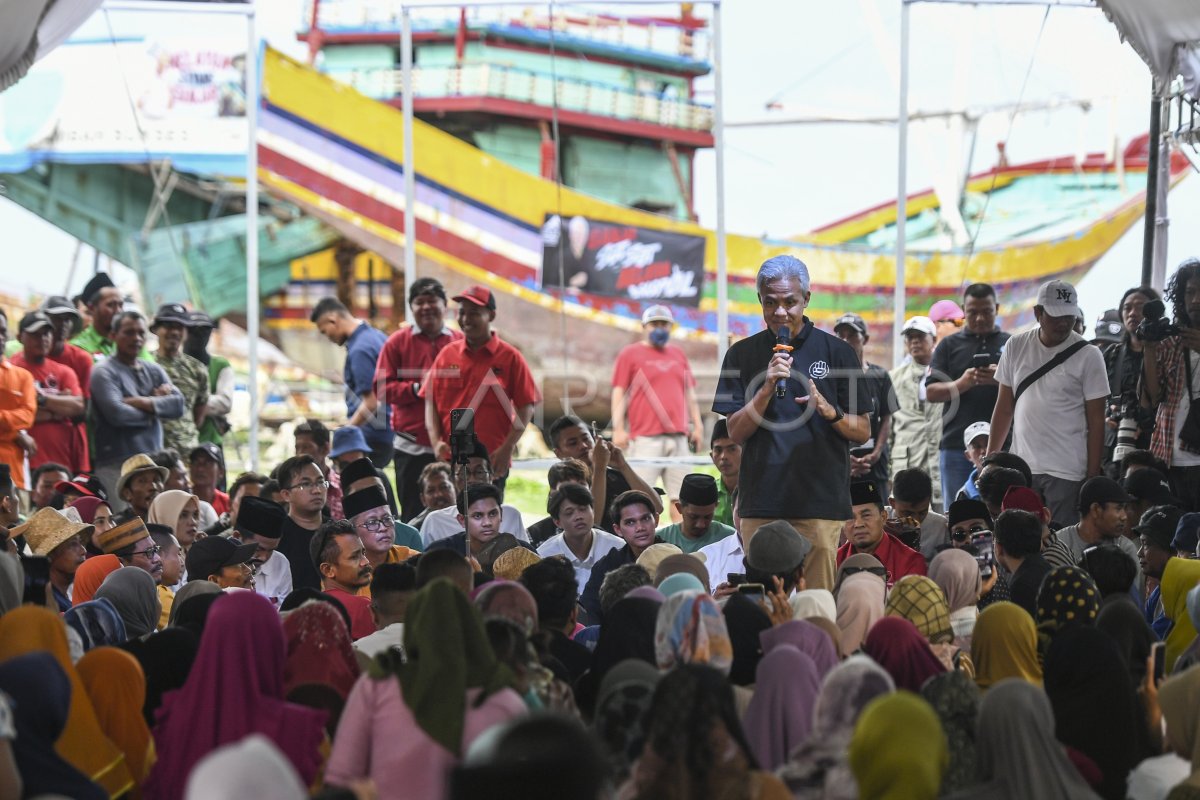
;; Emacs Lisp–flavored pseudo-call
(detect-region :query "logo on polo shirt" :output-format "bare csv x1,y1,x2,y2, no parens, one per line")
809,361,829,379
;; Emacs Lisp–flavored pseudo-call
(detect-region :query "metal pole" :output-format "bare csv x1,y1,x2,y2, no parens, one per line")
402,8,418,305
713,2,728,363
894,0,910,367
245,6,260,471
1141,86,1161,288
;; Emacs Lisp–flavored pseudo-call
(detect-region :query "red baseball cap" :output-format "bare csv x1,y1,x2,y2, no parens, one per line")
453,285,496,310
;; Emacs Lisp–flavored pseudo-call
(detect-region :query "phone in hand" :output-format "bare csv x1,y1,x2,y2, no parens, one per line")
971,531,995,580
727,572,747,587
737,583,766,604
972,352,993,370
1152,641,1166,685
20,555,51,607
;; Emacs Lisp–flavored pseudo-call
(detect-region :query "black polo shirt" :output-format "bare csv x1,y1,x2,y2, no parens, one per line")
925,327,1011,450
599,467,632,532
713,319,863,520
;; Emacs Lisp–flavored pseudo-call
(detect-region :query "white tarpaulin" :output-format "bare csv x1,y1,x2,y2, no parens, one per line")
1095,0,1200,95
0,0,105,92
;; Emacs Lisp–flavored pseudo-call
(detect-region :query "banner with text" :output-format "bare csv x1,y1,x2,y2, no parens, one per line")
540,214,706,307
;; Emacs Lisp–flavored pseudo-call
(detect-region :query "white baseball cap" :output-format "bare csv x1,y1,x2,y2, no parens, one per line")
963,421,991,449
1036,279,1081,319
641,305,675,325
901,316,937,337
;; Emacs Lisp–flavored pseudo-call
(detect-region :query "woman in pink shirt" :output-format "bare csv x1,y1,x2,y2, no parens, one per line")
326,578,527,796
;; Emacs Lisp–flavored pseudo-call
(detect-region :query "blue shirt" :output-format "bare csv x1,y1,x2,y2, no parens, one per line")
345,323,392,449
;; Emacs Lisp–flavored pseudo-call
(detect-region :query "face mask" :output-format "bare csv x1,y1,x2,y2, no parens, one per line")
648,328,670,347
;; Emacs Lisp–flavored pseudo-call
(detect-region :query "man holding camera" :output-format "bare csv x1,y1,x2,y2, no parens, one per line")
987,280,1109,525
1144,258,1200,511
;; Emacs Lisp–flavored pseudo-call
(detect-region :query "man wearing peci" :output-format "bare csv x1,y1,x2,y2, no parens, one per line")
713,254,870,591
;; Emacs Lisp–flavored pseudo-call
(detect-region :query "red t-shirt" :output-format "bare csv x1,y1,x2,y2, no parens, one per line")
209,490,230,516
324,585,378,641
375,326,463,447
10,353,87,474
420,333,542,455
49,343,93,398
611,342,696,438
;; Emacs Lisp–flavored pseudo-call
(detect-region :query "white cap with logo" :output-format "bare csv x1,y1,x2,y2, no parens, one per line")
641,305,675,325
901,316,937,337
963,421,991,449
1036,279,1082,319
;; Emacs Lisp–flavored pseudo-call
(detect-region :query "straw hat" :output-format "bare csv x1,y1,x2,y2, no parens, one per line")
115,454,169,499
13,507,93,556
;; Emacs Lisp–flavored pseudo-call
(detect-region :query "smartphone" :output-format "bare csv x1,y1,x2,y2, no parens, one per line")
737,582,766,604
19,555,50,607
973,353,993,370
1152,642,1166,685
449,407,477,464
727,572,747,587
971,531,995,580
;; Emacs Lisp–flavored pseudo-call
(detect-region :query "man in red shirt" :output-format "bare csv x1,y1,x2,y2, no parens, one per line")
611,305,703,522
0,309,37,490
836,480,927,586
310,518,377,640
422,286,541,479
40,296,93,471
11,312,87,474
375,277,462,521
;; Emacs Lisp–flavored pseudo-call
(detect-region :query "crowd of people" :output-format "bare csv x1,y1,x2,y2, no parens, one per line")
0,254,1198,799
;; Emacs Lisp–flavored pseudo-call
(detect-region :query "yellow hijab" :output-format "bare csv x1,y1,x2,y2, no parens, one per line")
849,691,948,800
0,606,134,798
1160,664,1200,788
1162,557,1200,672
971,602,1042,689
77,647,157,793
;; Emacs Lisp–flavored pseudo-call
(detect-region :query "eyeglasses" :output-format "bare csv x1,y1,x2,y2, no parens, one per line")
952,525,990,541
130,545,161,558
238,561,260,576
841,565,887,580
288,479,329,492
458,468,491,481
357,516,395,533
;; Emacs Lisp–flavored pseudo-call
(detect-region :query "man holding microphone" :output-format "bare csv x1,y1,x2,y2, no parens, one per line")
713,255,869,590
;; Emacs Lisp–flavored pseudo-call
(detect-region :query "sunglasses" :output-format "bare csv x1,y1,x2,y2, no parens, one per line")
841,565,888,580
951,525,990,542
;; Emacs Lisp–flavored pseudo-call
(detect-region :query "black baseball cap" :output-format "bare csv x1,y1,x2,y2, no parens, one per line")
185,536,257,582
18,311,53,335
1123,469,1176,506
152,303,192,330
1135,506,1186,551
188,443,224,466
1079,476,1132,512
188,310,215,329
834,313,868,337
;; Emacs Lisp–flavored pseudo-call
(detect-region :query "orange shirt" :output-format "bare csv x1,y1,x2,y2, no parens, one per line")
0,360,36,489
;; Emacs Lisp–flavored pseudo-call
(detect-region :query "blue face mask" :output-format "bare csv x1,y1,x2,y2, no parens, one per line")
648,328,670,347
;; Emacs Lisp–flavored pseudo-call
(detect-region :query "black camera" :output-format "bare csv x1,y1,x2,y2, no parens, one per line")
1137,299,1180,342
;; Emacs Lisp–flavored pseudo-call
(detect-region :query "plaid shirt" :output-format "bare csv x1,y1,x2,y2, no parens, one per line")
1149,337,1200,465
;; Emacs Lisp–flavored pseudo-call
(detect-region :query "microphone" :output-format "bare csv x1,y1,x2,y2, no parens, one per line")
774,325,793,399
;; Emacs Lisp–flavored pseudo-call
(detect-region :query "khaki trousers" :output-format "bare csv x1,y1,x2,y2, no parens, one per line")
740,517,845,592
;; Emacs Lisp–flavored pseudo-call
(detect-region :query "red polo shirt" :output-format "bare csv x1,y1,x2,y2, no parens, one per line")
420,332,541,455
375,325,462,447
836,532,927,587
323,585,377,641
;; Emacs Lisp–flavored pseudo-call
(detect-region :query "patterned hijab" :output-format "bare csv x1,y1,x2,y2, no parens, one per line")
1035,565,1099,632
653,589,733,675
886,575,954,644
64,598,128,651
920,671,981,796
283,600,361,700
592,659,661,782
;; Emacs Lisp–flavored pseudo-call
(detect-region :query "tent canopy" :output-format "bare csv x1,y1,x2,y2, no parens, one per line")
0,0,104,92
1096,0,1200,95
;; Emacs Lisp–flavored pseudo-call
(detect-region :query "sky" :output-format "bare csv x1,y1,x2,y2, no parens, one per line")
1,0,1196,330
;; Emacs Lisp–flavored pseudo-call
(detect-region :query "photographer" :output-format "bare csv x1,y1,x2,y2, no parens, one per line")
1102,286,1161,477
1142,259,1200,511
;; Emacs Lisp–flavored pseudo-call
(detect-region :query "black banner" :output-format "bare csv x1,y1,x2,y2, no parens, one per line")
540,214,706,308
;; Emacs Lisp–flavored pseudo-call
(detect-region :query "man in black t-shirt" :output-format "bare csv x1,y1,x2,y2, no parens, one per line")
713,255,870,591
924,283,1012,507
834,313,899,498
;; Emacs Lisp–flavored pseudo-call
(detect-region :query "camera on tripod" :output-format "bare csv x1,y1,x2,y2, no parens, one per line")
1137,299,1180,342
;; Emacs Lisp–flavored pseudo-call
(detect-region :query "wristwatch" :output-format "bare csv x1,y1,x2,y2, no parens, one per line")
827,405,845,424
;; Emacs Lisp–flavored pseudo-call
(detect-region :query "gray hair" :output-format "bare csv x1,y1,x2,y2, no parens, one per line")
756,255,811,295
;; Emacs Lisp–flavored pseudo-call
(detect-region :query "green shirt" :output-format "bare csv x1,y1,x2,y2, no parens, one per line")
154,351,209,454
198,355,232,446
70,326,150,362
714,479,736,528
655,521,736,554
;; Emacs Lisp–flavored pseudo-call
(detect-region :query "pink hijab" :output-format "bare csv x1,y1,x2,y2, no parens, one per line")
143,592,326,799
742,645,822,770
760,619,839,678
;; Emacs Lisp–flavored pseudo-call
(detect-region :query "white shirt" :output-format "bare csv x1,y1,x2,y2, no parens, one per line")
697,533,745,593
994,330,1110,480
254,549,293,609
1172,351,1200,467
354,622,405,660
421,503,529,547
1126,754,1191,800
536,529,624,593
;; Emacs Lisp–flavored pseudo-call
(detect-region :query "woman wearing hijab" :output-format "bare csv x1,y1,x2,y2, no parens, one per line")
77,647,156,792
283,601,360,701
1161,557,1200,672
1096,597,1156,690
921,671,981,795
593,659,661,784
946,679,1100,800
576,596,661,718
167,581,221,627
0,606,133,797
184,735,308,800
147,489,202,553
619,664,789,800
325,579,526,798
1175,586,1200,673
653,590,734,675
72,496,116,556
1159,665,1200,800
742,646,821,771
803,616,843,660
95,567,162,640
143,591,327,799
885,575,973,676
833,553,887,596
971,602,1041,690
724,592,772,687
848,692,947,800
657,572,705,598
835,571,886,658
1036,565,1100,659
122,627,200,727
64,598,128,651
861,617,947,693
778,656,895,800
73,554,122,606
1044,626,1146,800
789,588,836,623
0,652,108,800
928,548,982,651
760,619,838,678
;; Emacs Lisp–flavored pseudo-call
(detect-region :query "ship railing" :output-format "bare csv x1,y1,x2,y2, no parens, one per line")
323,62,715,131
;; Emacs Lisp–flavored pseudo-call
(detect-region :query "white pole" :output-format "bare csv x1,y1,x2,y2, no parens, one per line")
401,8,417,305
712,2,728,363
245,5,260,471
894,0,910,367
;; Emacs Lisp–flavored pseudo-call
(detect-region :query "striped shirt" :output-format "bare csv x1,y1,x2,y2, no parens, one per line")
1149,338,1200,466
